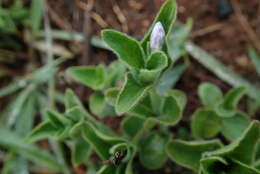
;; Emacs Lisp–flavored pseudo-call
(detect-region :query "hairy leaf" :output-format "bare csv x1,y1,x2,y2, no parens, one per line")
216,87,246,117
66,65,106,90
139,51,168,83
221,112,250,141
191,109,222,139
140,132,168,169
81,122,125,160
102,29,145,69
71,138,91,166
116,73,152,114
121,116,145,138
166,139,222,171
198,82,223,108
105,88,120,106
206,120,260,165
89,92,114,118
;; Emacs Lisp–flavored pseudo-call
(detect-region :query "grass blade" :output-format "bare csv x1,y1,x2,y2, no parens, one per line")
185,42,260,100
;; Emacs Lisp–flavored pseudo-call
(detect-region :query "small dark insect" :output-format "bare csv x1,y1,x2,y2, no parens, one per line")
102,151,126,166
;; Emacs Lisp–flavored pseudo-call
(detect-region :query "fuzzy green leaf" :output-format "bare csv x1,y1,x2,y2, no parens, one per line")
71,138,91,166
216,87,247,117
89,92,114,118
200,156,228,174
102,29,145,69
47,110,71,129
65,107,85,123
116,73,152,114
65,89,83,110
26,121,57,143
191,109,222,139
97,165,117,174
141,0,177,52
158,95,181,125
105,88,120,106
166,139,222,171
139,51,168,83
130,95,155,118
201,157,260,174
198,82,223,108
66,65,106,90
64,89,94,122
81,122,125,160
221,112,250,141
140,132,168,169
206,120,260,165
106,61,126,88
121,115,145,138
167,89,187,110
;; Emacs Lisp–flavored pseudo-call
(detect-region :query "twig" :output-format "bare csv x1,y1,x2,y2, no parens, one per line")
45,2,72,31
91,12,108,28
82,10,91,65
191,23,224,38
111,0,128,32
74,0,93,11
231,0,260,52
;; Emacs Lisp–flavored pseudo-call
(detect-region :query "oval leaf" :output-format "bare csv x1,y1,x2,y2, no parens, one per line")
121,115,145,138
139,132,168,169
138,51,168,83
158,95,181,125
116,73,152,114
191,108,222,139
66,65,106,90
216,87,247,117
221,112,250,141
102,30,145,69
198,82,223,108
166,139,222,171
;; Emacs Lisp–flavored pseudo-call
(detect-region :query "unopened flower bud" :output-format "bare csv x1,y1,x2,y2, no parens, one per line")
150,22,165,52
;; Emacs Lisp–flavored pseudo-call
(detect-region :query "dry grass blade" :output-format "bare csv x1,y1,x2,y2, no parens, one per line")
231,0,260,52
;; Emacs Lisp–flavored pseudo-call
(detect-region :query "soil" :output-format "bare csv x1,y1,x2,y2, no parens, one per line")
0,0,260,173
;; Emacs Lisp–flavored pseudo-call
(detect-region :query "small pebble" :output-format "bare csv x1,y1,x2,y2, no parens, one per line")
217,0,233,19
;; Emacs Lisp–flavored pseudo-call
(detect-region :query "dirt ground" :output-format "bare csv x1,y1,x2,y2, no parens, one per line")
0,0,260,173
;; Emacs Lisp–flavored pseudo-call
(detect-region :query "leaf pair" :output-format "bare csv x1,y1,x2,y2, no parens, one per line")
198,82,246,117
67,61,126,118
128,89,186,125
167,121,260,174
192,82,249,140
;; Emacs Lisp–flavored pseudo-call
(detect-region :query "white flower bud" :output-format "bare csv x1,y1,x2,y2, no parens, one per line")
150,22,166,52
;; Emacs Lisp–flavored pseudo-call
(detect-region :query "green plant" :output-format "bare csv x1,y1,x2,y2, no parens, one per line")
191,82,250,140
25,0,260,174
27,0,190,172
167,120,260,174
